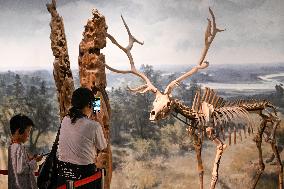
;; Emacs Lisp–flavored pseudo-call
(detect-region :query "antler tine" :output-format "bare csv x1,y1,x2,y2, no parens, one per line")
106,33,125,52
104,63,132,74
105,16,158,94
127,85,148,94
121,15,144,52
164,8,224,95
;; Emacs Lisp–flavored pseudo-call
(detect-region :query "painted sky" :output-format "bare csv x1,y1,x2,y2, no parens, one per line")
0,0,283,71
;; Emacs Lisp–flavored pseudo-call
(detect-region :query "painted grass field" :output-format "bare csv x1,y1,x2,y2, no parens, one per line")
110,138,281,189
110,115,284,189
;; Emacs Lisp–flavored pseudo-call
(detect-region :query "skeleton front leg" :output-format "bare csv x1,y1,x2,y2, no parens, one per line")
206,127,227,189
189,127,204,189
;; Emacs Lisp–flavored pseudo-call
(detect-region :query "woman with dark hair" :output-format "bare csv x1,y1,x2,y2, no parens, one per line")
56,87,107,188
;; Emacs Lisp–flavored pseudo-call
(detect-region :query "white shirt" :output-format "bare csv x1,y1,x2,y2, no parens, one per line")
58,116,107,165
8,143,37,189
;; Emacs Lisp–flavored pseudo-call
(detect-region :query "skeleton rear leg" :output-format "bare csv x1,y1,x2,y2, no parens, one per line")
206,127,227,189
250,119,266,189
271,141,283,189
265,117,283,189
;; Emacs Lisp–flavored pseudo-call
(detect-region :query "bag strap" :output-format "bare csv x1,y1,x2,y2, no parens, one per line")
50,118,63,153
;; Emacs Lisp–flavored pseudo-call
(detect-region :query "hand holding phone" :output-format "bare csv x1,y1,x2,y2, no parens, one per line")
35,154,43,162
93,110,103,126
32,154,44,162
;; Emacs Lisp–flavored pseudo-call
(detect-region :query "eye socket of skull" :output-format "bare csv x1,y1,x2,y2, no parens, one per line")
151,111,155,115
167,101,171,107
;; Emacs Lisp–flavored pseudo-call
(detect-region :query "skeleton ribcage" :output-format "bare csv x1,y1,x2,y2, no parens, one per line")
189,87,277,144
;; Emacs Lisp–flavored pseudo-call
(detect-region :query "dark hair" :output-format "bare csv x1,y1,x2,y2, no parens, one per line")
68,87,95,123
10,114,34,135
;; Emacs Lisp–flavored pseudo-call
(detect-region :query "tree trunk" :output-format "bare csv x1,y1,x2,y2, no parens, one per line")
78,9,112,189
47,0,75,121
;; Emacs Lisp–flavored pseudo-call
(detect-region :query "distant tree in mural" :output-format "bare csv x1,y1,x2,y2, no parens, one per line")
25,82,58,153
0,72,58,154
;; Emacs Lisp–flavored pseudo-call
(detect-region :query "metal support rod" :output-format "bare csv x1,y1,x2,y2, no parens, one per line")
66,180,74,189
101,169,105,189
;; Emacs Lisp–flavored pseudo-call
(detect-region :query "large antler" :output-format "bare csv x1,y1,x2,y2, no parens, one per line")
105,16,158,94
164,8,224,95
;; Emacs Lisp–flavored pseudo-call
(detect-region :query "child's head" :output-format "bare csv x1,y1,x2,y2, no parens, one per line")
10,114,34,143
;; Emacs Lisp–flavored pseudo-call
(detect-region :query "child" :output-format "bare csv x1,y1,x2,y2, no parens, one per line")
8,114,42,189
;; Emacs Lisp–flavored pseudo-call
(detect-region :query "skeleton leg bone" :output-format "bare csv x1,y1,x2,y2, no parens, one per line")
206,127,227,189
271,141,283,189
250,119,266,189
188,127,204,189
266,118,283,189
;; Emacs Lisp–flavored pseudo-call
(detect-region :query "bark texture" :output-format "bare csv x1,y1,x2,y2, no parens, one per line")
47,0,75,120
78,8,112,189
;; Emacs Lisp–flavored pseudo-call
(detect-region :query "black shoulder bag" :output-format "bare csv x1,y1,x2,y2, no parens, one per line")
37,123,62,189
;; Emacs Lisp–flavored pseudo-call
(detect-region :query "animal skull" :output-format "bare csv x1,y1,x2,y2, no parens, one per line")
149,93,172,121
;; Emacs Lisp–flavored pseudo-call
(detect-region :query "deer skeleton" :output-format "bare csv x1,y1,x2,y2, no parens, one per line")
105,8,283,189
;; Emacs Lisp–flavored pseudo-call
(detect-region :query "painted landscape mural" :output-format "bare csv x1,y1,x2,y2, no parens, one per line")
0,0,283,189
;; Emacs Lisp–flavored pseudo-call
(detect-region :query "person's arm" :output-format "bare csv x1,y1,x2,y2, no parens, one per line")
94,122,107,151
93,111,104,127
15,145,37,174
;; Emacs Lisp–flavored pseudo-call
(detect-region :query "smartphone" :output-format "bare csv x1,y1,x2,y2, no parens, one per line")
92,97,101,114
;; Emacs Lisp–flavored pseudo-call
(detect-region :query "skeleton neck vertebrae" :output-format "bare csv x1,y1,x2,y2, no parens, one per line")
172,99,197,120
